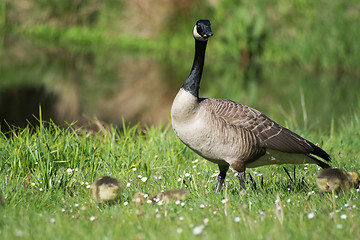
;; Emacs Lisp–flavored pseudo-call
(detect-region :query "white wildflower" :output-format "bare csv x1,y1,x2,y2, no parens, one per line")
192,225,205,235
307,212,315,219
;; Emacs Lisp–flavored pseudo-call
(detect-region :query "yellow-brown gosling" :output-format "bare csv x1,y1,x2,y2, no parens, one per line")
131,192,148,205
171,19,331,192
90,176,121,206
316,168,360,193
152,189,188,204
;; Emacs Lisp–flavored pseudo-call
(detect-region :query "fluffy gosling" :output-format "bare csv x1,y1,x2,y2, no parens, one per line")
90,176,121,206
152,189,188,204
316,168,360,193
131,192,147,205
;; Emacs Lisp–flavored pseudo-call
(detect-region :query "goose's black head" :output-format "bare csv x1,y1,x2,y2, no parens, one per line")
193,19,213,41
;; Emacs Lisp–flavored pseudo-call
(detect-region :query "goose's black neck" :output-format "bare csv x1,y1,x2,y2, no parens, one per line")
181,39,208,98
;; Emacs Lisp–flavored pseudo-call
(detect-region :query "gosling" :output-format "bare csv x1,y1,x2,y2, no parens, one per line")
152,189,188,203
316,168,360,193
90,176,121,206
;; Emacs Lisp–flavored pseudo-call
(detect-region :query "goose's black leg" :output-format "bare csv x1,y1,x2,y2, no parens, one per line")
215,165,229,193
237,171,246,189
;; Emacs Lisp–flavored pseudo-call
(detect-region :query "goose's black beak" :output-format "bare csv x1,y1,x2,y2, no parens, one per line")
202,28,214,39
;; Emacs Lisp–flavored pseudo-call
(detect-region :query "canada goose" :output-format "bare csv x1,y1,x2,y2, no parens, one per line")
171,19,331,192
316,168,360,193
152,189,188,203
90,176,121,206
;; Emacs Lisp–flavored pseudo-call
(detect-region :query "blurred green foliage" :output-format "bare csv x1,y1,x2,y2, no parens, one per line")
3,0,360,71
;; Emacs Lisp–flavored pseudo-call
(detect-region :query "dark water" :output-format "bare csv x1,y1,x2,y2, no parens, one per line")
1,34,359,133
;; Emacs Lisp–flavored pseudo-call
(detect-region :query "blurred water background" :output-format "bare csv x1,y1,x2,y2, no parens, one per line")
1,0,359,133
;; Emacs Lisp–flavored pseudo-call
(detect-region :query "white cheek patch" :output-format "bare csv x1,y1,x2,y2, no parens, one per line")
193,26,207,41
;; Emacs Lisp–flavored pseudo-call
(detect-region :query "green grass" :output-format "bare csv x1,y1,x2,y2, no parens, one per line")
1,112,360,240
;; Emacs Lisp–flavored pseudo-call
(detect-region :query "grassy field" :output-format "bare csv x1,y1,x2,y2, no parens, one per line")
1,110,360,240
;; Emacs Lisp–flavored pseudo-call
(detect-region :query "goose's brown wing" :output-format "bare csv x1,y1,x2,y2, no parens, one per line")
201,98,331,162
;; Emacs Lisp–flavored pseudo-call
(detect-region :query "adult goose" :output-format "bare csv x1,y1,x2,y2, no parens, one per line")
171,19,331,192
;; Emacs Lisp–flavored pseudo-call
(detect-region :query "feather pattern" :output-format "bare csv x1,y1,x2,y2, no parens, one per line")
199,98,331,162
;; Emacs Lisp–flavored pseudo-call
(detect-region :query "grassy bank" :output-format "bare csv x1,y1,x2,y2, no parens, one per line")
1,112,360,239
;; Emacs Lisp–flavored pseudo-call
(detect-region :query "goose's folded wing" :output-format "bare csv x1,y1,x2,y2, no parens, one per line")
204,98,330,161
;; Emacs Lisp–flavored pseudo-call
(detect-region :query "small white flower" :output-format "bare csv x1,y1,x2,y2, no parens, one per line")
179,216,184,221
340,214,347,220
344,203,349,207
337,224,343,229
141,177,148,182
177,228,183,233
193,165,197,169
221,199,226,204
61,208,66,213
31,183,35,186
39,188,43,191
132,167,137,172
307,212,315,219
304,167,308,170
287,198,291,203
178,178,182,182
199,204,205,208
234,216,241,222
213,211,217,215
175,200,181,205
211,173,218,178
50,218,56,223
80,181,84,185
138,175,142,179
181,202,185,207
203,218,209,225
90,216,97,221
158,176,162,180
126,182,131,187
146,199,153,204
123,201,129,206
144,194,149,198
192,225,205,235
67,168,72,174
35,162,38,165
185,173,190,177
156,213,161,218
74,203,79,207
